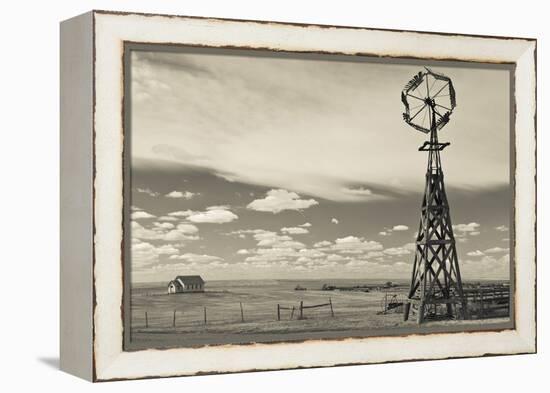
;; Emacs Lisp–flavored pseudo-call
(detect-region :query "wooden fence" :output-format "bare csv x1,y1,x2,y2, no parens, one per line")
462,286,510,319
277,298,334,321
140,298,335,328
143,306,217,328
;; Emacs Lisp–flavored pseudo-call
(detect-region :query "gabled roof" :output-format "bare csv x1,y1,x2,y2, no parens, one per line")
175,275,205,284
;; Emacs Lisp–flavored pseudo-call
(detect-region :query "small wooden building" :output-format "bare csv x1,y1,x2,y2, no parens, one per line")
167,275,205,294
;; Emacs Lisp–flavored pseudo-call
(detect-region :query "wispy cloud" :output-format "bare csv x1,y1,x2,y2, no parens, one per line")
132,51,510,202
136,187,160,197
168,253,223,263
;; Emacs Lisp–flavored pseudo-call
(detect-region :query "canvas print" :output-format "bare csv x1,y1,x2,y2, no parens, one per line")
125,47,513,350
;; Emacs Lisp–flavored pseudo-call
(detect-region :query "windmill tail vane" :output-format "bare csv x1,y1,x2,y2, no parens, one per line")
401,68,467,324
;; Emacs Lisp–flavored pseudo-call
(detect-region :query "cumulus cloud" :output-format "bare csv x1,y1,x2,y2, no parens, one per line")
392,225,409,231
331,218,339,224
467,250,485,257
162,231,200,241
453,222,480,233
161,223,200,241
237,249,250,255
245,248,296,263
331,236,383,254
188,208,238,224
153,222,175,230
206,205,231,211
132,239,178,268
383,247,412,256
169,253,223,263
158,215,179,222
379,231,389,236
258,238,305,249
169,206,238,224
345,260,371,268
461,254,509,279
247,189,318,213
299,222,312,227
132,221,161,240
297,248,325,259
245,246,325,264
131,211,156,219
453,223,481,241
168,210,194,217
175,224,199,234
281,227,309,235
484,247,509,254
132,220,199,242
314,240,331,248
366,251,385,258
165,191,196,199
136,187,160,197
231,229,306,249
327,254,347,262
495,225,509,232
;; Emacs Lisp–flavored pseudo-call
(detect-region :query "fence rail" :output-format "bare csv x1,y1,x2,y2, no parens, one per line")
277,298,334,320
462,286,510,319
137,298,336,329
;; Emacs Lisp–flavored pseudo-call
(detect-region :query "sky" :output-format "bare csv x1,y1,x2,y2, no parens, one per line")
129,48,512,283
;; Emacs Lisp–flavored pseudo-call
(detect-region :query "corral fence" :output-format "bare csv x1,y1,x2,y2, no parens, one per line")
277,298,334,321
462,286,510,319
376,286,510,320
377,285,510,320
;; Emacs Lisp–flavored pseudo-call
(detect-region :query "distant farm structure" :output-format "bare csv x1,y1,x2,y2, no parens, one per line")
167,275,205,294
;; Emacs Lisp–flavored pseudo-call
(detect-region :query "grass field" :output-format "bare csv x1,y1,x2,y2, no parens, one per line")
128,279,510,349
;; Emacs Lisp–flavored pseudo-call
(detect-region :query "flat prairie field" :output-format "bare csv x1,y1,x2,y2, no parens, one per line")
128,279,509,349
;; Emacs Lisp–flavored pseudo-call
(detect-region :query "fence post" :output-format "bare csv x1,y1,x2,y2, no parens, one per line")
329,297,334,317
290,306,295,320
299,301,304,320
480,290,484,318
145,311,148,328
277,304,280,321
204,307,207,325
240,302,245,322
173,310,176,327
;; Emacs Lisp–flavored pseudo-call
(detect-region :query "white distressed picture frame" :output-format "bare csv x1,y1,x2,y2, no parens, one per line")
60,10,536,382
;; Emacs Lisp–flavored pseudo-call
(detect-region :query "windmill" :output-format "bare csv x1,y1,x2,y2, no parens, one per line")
401,68,467,324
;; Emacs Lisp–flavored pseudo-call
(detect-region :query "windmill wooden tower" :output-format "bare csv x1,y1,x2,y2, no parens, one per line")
401,68,467,324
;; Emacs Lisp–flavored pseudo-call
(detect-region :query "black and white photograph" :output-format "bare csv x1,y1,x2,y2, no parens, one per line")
125,47,513,349
1,1,543,389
